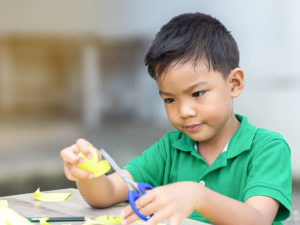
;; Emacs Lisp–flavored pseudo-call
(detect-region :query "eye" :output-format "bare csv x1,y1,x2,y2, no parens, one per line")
192,91,206,97
164,98,174,104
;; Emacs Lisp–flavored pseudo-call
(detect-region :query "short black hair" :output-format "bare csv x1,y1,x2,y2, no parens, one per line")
145,12,239,79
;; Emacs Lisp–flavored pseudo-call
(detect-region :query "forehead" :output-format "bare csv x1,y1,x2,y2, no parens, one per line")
156,60,224,89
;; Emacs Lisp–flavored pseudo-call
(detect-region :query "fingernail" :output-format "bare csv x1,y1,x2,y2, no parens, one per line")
89,174,94,179
87,153,93,159
79,158,84,164
122,219,126,225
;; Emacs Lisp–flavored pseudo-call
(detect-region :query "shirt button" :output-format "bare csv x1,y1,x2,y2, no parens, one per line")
199,180,205,186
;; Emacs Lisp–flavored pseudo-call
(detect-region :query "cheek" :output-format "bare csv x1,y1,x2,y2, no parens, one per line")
165,106,178,123
202,94,232,119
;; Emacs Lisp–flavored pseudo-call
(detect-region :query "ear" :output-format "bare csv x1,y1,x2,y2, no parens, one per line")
227,68,244,98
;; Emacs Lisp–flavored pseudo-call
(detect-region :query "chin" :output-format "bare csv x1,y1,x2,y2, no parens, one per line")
185,131,213,143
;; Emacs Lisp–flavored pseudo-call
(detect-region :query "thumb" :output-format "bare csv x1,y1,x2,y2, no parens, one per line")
76,138,94,158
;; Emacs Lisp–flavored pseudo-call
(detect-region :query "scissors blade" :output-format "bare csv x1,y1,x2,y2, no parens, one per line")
99,149,132,186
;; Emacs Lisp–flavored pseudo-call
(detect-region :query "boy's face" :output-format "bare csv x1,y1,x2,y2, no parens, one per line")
157,61,243,143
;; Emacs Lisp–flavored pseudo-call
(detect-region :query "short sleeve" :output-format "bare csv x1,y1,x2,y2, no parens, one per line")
123,135,169,187
243,137,292,222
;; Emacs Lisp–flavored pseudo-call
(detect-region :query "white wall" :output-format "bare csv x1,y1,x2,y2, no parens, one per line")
0,0,299,177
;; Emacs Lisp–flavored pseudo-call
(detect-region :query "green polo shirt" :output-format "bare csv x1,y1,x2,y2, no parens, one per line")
124,114,292,224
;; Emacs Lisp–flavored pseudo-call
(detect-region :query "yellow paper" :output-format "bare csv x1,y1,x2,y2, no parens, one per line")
39,218,51,225
38,218,70,225
77,146,111,177
33,188,71,202
0,202,34,225
0,220,12,225
83,215,123,225
0,200,9,208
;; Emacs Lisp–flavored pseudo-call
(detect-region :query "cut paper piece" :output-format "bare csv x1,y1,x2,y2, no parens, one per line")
33,188,71,202
83,215,123,225
39,218,51,225
113,202,127,206
0,220,12,225
0,200,9,208
0,202,34,225
77,146,111,177
39,218,71,225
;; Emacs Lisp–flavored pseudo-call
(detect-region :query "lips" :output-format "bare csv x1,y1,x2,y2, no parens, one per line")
184,123,203,132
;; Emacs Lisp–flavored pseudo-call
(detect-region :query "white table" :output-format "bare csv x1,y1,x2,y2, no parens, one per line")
0,188,209,225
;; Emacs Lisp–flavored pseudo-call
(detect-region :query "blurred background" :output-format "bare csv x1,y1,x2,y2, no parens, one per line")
0,0,299,221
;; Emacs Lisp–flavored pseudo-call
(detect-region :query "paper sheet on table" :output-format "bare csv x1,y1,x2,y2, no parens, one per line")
77,146,111,177
33,188,71,202
0,200,34,225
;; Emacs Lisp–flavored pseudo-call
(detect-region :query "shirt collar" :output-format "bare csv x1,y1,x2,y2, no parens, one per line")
227,114,257,159
172,114,257,158
172,132,196,152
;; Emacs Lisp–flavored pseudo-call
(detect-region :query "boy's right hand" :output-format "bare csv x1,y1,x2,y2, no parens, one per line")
60,138,101,181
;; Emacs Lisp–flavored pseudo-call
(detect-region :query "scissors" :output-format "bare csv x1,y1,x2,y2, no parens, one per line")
99,149,154,221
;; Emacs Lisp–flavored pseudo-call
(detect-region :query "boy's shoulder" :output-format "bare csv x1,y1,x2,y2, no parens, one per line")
251,126,290,154
235,114,287,143
254,126,285,141
227,114,290,157
237,116,291,158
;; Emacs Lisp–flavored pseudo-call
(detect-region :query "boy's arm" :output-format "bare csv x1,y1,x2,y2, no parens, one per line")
76,170,131,208
197,184,279,225
121,181,279,225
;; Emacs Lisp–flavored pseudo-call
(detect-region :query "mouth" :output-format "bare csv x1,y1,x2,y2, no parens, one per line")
183,123,204,132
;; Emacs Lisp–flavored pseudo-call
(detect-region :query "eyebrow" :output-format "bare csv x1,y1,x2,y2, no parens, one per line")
159,81,208,96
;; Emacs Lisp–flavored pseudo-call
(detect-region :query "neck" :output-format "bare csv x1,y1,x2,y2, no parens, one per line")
197,114,240,165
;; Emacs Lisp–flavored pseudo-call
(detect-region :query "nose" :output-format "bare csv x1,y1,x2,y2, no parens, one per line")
178,101,197,119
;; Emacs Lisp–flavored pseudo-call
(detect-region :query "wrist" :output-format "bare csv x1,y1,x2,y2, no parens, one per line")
189,181,206,212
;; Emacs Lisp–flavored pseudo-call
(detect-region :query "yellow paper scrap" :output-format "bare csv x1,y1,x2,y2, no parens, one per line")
0,202,34,225
82,215,166,225
0,220,12,225
0,200,9,208
33,188,71,202
77,146,111,177
38,218,70,225
39,218,51,225
113,202,127,206
83,215,123,225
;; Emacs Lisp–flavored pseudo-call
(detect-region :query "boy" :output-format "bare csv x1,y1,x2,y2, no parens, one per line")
60,12,292,225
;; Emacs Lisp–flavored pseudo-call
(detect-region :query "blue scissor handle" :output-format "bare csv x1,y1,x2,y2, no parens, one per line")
137,182,153,195
128,182,153,221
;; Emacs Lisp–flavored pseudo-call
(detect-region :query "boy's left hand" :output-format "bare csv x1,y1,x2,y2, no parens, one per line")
121,181,199,225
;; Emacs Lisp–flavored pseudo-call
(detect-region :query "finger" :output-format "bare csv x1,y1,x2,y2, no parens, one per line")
122,210,140,225
68,162,94,179
76,138,94,158
60,145,84,165
147,206,186,225
145,207,174,225
123,205,152,225
122,197,156,225
63,163,78,181
169,216,182,225
121,204,133,218
122,190,154,219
